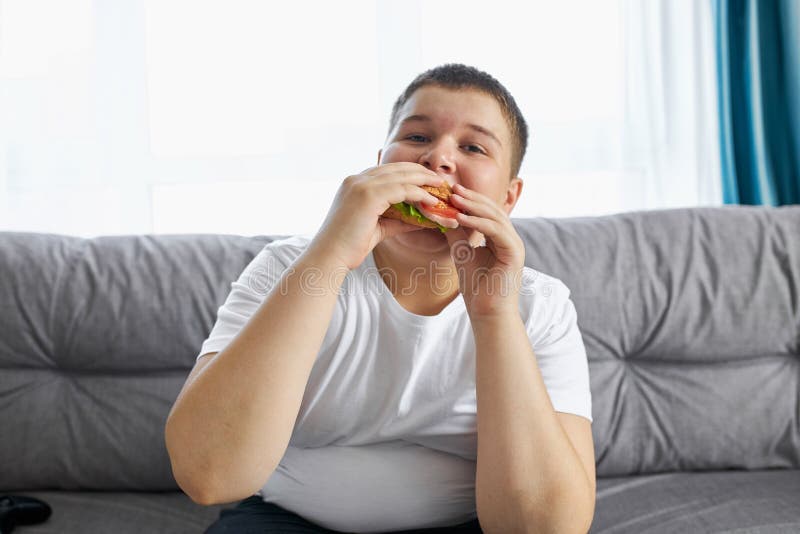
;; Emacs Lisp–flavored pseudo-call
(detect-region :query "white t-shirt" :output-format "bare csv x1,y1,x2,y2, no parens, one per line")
197,235,592,533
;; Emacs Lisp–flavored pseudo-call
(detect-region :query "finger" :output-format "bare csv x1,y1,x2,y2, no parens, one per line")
450,194,509,247
375,161,436,173
449,187,506,222
455,212,510,247
369,171,445,190
467,229,486,248
370,162,438,178
366,161,432,173
380,182,440,208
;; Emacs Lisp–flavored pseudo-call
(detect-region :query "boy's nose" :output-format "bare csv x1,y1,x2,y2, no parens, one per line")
419,147,455,176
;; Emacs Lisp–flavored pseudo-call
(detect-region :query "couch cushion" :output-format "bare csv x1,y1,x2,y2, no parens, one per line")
591,468,800,533
0,491,226,534
516,205,800,476
0,232,279,490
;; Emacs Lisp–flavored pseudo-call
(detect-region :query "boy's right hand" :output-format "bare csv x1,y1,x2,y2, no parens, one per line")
308,162,445,270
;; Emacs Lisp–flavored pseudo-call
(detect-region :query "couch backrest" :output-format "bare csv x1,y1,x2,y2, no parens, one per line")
1,205,798,491
0,233,274,491
516,205,800,476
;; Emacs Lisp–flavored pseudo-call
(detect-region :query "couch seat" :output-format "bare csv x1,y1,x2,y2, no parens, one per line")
591,469,800,533
1,490,226,533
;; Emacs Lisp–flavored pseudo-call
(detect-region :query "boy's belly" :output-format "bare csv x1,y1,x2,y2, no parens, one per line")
259,440,477,533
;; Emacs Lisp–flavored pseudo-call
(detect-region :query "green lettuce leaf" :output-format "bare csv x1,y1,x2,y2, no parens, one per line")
391,202,449,233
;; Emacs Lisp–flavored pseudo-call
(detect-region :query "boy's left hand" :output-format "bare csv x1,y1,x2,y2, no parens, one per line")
444,183,525,319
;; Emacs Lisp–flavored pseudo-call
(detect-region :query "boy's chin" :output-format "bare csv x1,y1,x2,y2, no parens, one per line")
393,226,451,253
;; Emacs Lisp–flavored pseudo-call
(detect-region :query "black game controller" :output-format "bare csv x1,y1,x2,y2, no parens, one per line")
0,496,52,534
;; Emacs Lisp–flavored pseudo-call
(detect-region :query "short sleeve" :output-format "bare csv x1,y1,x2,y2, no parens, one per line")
525,277,593,423
196,242,293,361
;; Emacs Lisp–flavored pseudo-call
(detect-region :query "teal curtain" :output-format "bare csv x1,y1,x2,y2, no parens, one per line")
713,0,800,205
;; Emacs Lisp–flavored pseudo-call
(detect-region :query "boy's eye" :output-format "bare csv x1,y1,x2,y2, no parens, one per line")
403,135,486,155
464,144,486,155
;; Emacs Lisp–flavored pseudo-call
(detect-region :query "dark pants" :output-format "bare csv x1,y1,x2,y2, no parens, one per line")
204,495,484,534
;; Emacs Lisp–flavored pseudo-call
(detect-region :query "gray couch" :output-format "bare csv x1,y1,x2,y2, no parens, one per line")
1,205,799,534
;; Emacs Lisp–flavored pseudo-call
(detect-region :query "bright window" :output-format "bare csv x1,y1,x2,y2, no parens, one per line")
1,0,719,238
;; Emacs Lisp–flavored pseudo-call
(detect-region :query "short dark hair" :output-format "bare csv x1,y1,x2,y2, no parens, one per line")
387,63,529,179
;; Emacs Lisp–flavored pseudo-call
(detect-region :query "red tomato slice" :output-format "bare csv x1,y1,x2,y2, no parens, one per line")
425,203,460,219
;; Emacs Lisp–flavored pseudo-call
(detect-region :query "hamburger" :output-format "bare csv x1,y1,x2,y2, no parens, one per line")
381,182,461,233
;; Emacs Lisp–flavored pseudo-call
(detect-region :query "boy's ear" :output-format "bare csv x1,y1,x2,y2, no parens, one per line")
377,149,382,165
504,177,523,214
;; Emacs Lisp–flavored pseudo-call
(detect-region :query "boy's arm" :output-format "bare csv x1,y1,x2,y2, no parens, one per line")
442,184,595,533
165,247,347,505
165,163,443,506
472,313,595,534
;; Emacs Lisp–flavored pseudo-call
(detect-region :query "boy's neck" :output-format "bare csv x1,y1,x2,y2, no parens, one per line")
372,240,461,316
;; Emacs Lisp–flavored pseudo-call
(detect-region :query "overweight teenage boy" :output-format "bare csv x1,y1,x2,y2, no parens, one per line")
165,64,595,534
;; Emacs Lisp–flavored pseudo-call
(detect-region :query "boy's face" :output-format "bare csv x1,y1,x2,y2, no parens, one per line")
380,85,520,199
378,85,523,252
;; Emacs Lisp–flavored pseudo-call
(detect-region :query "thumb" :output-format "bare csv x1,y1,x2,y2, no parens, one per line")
444,225,470,249
444,226,477,267
445,225,485,250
